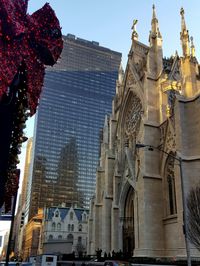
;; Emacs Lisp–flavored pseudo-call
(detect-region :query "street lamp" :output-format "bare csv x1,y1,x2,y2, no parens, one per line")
136,143,191,266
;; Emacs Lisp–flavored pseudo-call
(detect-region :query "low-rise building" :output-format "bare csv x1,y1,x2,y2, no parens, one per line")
40,206,88,256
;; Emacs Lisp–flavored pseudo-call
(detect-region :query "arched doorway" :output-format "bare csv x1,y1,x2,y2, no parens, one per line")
122,185,134,257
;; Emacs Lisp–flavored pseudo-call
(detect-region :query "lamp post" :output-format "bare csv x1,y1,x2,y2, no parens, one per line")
136,143,191,266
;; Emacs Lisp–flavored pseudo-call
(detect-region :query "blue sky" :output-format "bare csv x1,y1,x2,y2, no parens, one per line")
27,0,200,67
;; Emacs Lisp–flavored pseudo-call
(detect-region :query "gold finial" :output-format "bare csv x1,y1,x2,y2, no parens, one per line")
180,7,184,16
131,19,138,41
152,4,156,19
180,7,187,31
180,7,189,57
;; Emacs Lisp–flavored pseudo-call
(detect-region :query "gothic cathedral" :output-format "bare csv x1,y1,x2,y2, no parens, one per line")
88,6,200,260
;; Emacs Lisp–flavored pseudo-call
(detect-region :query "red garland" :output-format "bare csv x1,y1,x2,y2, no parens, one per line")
0,0,63,115
4,169,20,213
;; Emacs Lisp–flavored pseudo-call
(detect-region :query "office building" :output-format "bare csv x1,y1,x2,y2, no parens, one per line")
26,34,121,220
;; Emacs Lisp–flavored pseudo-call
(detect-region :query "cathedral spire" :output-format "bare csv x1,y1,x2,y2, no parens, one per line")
147,4,163,78
152,4,156,20
116,63,124,96
180,7,190,57
149,4,162,45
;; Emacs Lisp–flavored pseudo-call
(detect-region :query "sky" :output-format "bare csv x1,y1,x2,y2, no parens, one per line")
1,0,200,233
27,0,200,66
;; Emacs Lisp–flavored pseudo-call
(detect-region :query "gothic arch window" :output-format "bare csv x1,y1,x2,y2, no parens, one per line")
58,235,62,240
55,210,59,217
164,153,177,216
49,235,53,240
124,94,142,137
71,224,74,231
78,236,82,243
79,224,82,232
57,223,61,230
70,212,73,220
68,224,71,231
52,222,56,231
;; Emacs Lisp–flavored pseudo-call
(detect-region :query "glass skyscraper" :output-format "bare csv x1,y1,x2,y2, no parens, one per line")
26,34,121,220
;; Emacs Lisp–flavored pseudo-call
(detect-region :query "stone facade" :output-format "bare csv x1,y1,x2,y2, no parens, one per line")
88,6,200,259
40,206,88,256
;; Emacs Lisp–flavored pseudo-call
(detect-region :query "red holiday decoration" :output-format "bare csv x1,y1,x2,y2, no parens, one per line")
0,0,63,211
0,0,63,114
4,169,20,213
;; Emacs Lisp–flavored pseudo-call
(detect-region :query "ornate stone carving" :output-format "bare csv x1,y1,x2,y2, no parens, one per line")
160,119,176,153
127,71,137,87
125,95,142,136
134,58,146,80
166,128,176,153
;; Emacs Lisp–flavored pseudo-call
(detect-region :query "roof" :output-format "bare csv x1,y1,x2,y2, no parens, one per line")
46,207,88,222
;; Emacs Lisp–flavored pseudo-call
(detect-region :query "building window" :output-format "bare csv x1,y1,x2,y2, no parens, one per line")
78,236,82,243
52,222,56,230
68,224,71,231
71,224,74,231
67,234,74,244
49,235,53,240
70,212,73,220
55,210,59,217
82,213,87,221
165,153,177,216
58,235,62,239
57,223,61,230
78,224,82,231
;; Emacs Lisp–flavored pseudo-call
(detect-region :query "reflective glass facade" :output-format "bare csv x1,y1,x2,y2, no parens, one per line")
27,34,121,219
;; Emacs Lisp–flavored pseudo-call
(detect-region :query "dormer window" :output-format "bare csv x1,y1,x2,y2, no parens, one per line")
55,210,59,217
82,213,87,221
70,212,73,220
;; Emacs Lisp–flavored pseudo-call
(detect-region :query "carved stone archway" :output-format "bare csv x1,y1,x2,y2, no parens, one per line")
122,185,135,257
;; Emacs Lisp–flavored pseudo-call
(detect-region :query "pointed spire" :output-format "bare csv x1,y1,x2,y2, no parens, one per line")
180,7,190,57
131,19,138,41
151,4,158,32
152,4,156,20
149,4,162,45
180,7,187,32
190,36,195,57
116,63,124,95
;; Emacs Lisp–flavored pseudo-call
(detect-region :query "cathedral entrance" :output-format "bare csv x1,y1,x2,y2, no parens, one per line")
122,186,134,257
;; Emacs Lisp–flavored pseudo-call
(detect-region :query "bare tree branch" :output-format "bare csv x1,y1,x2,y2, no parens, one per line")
187,185,200,251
